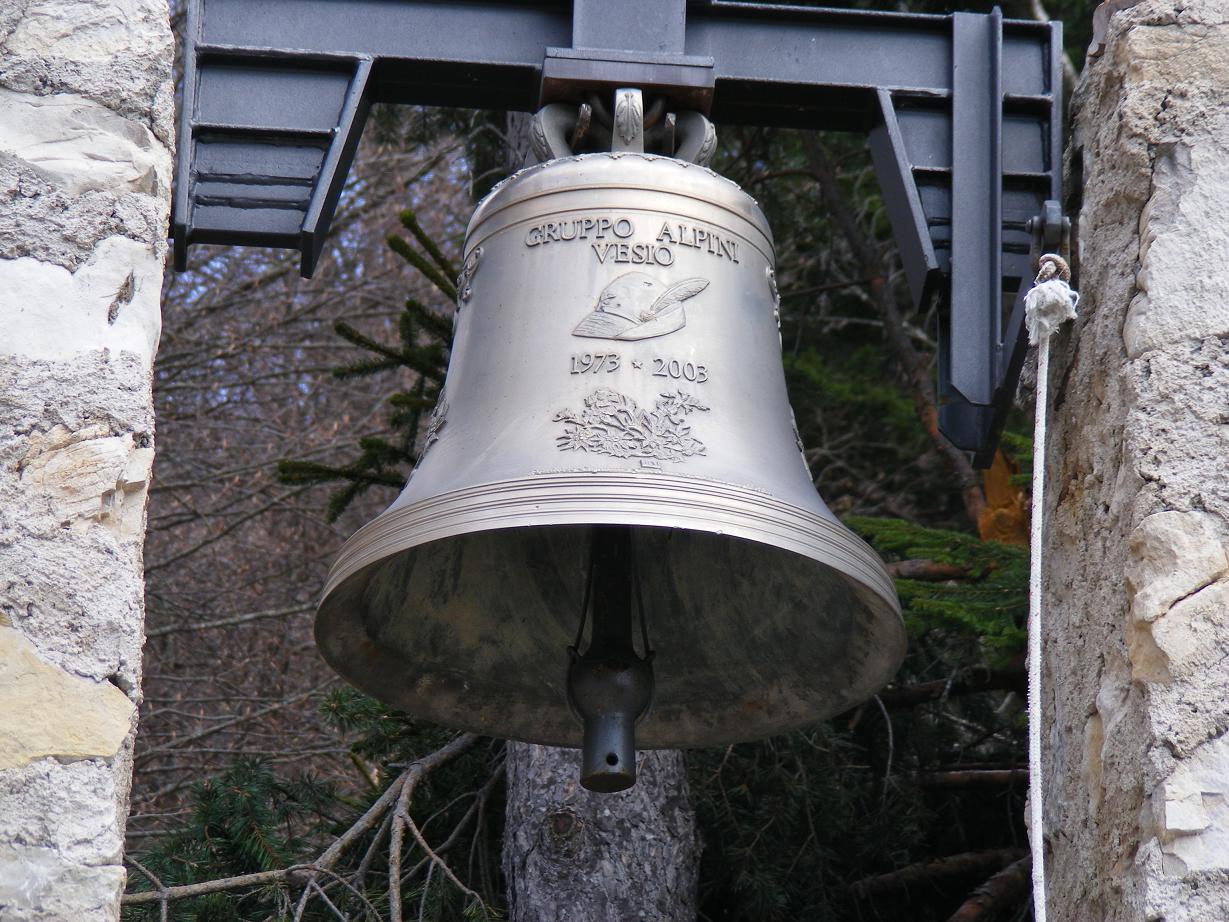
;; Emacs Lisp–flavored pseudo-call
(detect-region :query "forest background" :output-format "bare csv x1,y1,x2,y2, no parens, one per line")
122,0,1097,919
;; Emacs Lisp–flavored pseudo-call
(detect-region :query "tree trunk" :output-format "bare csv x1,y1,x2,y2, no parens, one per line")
1044,2,1229,919
503,744,700,922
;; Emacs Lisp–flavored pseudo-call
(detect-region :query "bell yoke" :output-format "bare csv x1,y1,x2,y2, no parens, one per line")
315,92,905,792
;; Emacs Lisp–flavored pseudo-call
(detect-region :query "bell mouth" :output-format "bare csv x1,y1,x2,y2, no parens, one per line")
315,473,904,751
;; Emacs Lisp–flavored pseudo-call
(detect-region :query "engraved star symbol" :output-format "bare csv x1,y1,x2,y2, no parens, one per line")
632,360,643,370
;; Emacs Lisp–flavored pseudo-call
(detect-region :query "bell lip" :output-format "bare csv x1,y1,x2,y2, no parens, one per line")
316,473,906,750
320,472,899,614
465,152,775,260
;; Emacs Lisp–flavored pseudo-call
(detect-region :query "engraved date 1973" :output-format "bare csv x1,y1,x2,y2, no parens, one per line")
570,352,621,374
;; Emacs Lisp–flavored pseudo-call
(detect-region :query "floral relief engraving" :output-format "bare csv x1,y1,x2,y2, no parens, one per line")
553,388,709,462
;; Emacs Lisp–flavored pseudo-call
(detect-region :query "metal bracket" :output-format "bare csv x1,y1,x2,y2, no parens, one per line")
541,48,715,113
170,0,1066,462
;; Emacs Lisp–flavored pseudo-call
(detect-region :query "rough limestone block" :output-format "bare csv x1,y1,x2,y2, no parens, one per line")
0,846,125,922
0,1,172,919
1044,2,1229,919
0,0,176,143
1151,735,1229,874
0,623,135,770
0,84,172,273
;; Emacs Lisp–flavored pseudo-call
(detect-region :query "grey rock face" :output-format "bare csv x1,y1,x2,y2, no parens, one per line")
0,1,172,919
1042,2,1229,919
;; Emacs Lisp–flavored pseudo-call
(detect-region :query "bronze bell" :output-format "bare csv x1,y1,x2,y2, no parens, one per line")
316,112,904,792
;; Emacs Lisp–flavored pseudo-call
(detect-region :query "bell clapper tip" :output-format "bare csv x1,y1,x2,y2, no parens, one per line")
567,526,654,793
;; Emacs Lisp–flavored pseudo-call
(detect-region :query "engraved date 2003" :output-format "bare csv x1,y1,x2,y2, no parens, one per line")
651,357,708,383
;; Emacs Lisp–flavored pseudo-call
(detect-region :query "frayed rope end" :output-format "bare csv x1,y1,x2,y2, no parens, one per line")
1025,254,1078,345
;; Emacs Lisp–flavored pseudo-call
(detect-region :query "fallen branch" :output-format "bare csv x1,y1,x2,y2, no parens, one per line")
946,855,1032,922
877,669,1025,708
389,743,494,921
917,769,1029,789
298,732,480,920
124,733,480,908
849,848,1025,900
885,559,970,581
123,866,309,906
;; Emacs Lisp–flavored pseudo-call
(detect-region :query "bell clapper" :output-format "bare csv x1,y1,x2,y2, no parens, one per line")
566,526,655,793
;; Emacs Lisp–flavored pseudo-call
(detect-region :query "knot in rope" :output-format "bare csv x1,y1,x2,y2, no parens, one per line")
1025,253,1078,346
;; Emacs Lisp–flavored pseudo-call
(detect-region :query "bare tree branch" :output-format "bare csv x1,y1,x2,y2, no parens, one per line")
145,604,313,638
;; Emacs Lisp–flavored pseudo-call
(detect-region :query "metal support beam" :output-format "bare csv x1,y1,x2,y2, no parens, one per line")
171,0,1065,463
943,10,1004,451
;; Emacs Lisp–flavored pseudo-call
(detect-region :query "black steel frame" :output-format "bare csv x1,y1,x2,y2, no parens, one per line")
171,0,1065,463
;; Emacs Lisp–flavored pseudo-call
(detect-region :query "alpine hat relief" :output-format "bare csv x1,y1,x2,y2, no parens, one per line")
572,271,710,341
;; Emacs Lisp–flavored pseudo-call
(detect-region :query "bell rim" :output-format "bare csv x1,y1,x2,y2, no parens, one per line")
315,473,906,749
320,472,900,614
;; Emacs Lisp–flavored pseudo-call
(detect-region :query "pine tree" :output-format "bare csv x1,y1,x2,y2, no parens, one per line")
275,208,455,520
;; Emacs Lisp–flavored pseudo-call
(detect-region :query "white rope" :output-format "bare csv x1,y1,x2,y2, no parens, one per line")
1024,253,1077,922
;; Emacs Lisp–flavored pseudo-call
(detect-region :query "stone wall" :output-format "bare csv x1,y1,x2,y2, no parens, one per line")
1044,2,1229,918
0,2,173,918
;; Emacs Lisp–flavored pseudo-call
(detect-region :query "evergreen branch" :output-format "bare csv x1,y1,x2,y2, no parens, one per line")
400,208,458,279
327,481,378,522
388,392,439,411
405,297,456,342
388,233,458,302
332,356,405,379
397,344,448,384
333,319,407,363
276,459,405,490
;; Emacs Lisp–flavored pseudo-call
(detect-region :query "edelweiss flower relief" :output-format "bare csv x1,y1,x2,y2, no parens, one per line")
553,388,709,462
